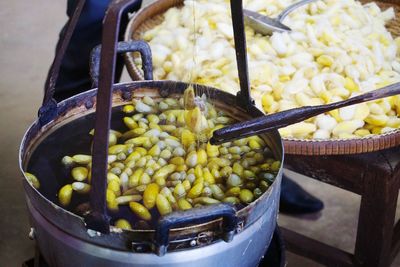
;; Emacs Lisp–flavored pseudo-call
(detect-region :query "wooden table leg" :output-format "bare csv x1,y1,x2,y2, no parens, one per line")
283,147,400,266
353,157,399,267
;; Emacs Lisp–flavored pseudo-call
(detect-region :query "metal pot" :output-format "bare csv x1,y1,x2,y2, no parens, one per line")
19,0,283,266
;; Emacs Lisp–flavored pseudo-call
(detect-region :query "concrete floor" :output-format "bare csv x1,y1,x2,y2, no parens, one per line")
1,0,400,266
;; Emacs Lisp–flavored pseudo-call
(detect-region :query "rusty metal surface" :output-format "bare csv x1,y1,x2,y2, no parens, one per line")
155,204,238,256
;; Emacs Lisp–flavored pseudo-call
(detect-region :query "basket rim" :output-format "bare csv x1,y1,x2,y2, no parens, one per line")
124,0,400,155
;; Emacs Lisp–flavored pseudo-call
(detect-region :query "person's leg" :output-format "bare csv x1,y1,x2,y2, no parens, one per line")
280,174,324,214
53,0,142,101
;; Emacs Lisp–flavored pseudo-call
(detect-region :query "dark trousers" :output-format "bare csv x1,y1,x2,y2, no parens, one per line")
53,0,142,101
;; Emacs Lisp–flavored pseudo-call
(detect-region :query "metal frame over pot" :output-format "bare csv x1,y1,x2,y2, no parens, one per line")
19,0,284,266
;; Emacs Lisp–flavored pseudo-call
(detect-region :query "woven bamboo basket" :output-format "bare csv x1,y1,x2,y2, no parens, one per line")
124,0,400,155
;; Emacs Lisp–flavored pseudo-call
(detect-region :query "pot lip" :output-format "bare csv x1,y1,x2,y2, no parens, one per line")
19,79,283,237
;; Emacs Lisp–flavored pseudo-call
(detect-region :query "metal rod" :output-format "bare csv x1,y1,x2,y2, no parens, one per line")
39,0,87,126
230,0,254,109
87,0,141,234
210,82,400,145
277,0,317,22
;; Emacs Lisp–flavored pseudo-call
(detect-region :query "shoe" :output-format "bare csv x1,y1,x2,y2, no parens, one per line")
279,175,324,215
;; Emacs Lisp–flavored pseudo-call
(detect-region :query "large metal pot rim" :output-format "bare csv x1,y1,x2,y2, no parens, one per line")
20,80,283,251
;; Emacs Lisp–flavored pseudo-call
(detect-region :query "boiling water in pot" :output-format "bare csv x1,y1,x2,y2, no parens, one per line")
26,108,168,228
26,96,281,230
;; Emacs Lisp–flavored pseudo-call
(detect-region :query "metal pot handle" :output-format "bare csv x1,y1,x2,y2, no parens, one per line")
154,203,237,256
90,40,153,88
85,0,147,234
38,0,87,126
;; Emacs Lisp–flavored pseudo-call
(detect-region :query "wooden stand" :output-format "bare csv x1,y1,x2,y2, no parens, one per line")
281,146,400,267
